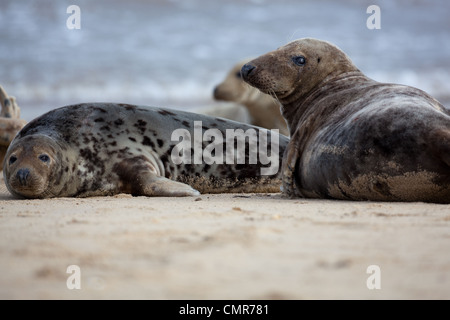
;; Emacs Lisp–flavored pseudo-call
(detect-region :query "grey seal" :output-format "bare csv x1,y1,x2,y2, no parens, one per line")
242,38,450,203
3,103,288,199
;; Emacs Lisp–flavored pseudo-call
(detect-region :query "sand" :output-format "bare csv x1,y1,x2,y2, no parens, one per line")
0,174,449,300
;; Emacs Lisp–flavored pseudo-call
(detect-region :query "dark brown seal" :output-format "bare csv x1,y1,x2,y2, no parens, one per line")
242,38,450,203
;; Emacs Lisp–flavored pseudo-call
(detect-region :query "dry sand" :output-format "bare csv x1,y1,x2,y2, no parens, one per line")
0,174,449,300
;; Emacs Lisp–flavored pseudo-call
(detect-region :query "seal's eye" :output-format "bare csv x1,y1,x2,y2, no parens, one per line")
292,56,306,66
9,155,17,165
39,154,50,163
235,71,242,79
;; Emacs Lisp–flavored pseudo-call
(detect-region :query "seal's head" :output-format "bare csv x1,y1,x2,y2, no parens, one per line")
213,59,267,104
3,135,65,198
213,60,247,102
213,59,289,135
241,38,359,104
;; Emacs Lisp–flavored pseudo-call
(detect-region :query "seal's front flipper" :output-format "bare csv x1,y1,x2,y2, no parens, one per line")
113,157,200,197
140,174,200,197
0,86,21,119
281,134,303,198
430,129,450,169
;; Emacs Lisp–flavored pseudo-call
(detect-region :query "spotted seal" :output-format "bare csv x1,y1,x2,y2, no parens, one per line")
241,38,450,203
3,103,287,199
213,59,289,136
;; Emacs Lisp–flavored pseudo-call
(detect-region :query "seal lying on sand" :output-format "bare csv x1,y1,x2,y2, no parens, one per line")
3,103,287,199
0,86,27,171
214,60,289,136
242,38,450,203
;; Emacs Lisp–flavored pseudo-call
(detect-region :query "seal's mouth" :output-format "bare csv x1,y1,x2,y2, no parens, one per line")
6,169,50,199
275,88,295,100
251,85,292,102
8,184,51,199
273,89,289,96
241,63,293,101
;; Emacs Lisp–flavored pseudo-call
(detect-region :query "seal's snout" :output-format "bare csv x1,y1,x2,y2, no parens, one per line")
16,168,30,186
213,86,221,99
241,64,256,80
213,85,229,101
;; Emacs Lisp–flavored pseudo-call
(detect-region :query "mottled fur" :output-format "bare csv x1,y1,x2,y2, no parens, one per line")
3,103,288,199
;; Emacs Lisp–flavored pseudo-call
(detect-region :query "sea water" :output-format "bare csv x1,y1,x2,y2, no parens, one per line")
1,0,449,121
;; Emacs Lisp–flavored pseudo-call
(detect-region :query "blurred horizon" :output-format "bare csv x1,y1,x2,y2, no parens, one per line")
1,0,449,121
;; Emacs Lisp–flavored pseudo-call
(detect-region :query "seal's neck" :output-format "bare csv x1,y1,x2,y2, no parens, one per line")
280,71,370,134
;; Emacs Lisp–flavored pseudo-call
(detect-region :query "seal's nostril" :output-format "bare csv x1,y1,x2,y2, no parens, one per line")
241,64,256,79
16,168,30,186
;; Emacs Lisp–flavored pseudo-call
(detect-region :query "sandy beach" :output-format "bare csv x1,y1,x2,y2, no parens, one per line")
1,0,449,302
1,174,449,300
